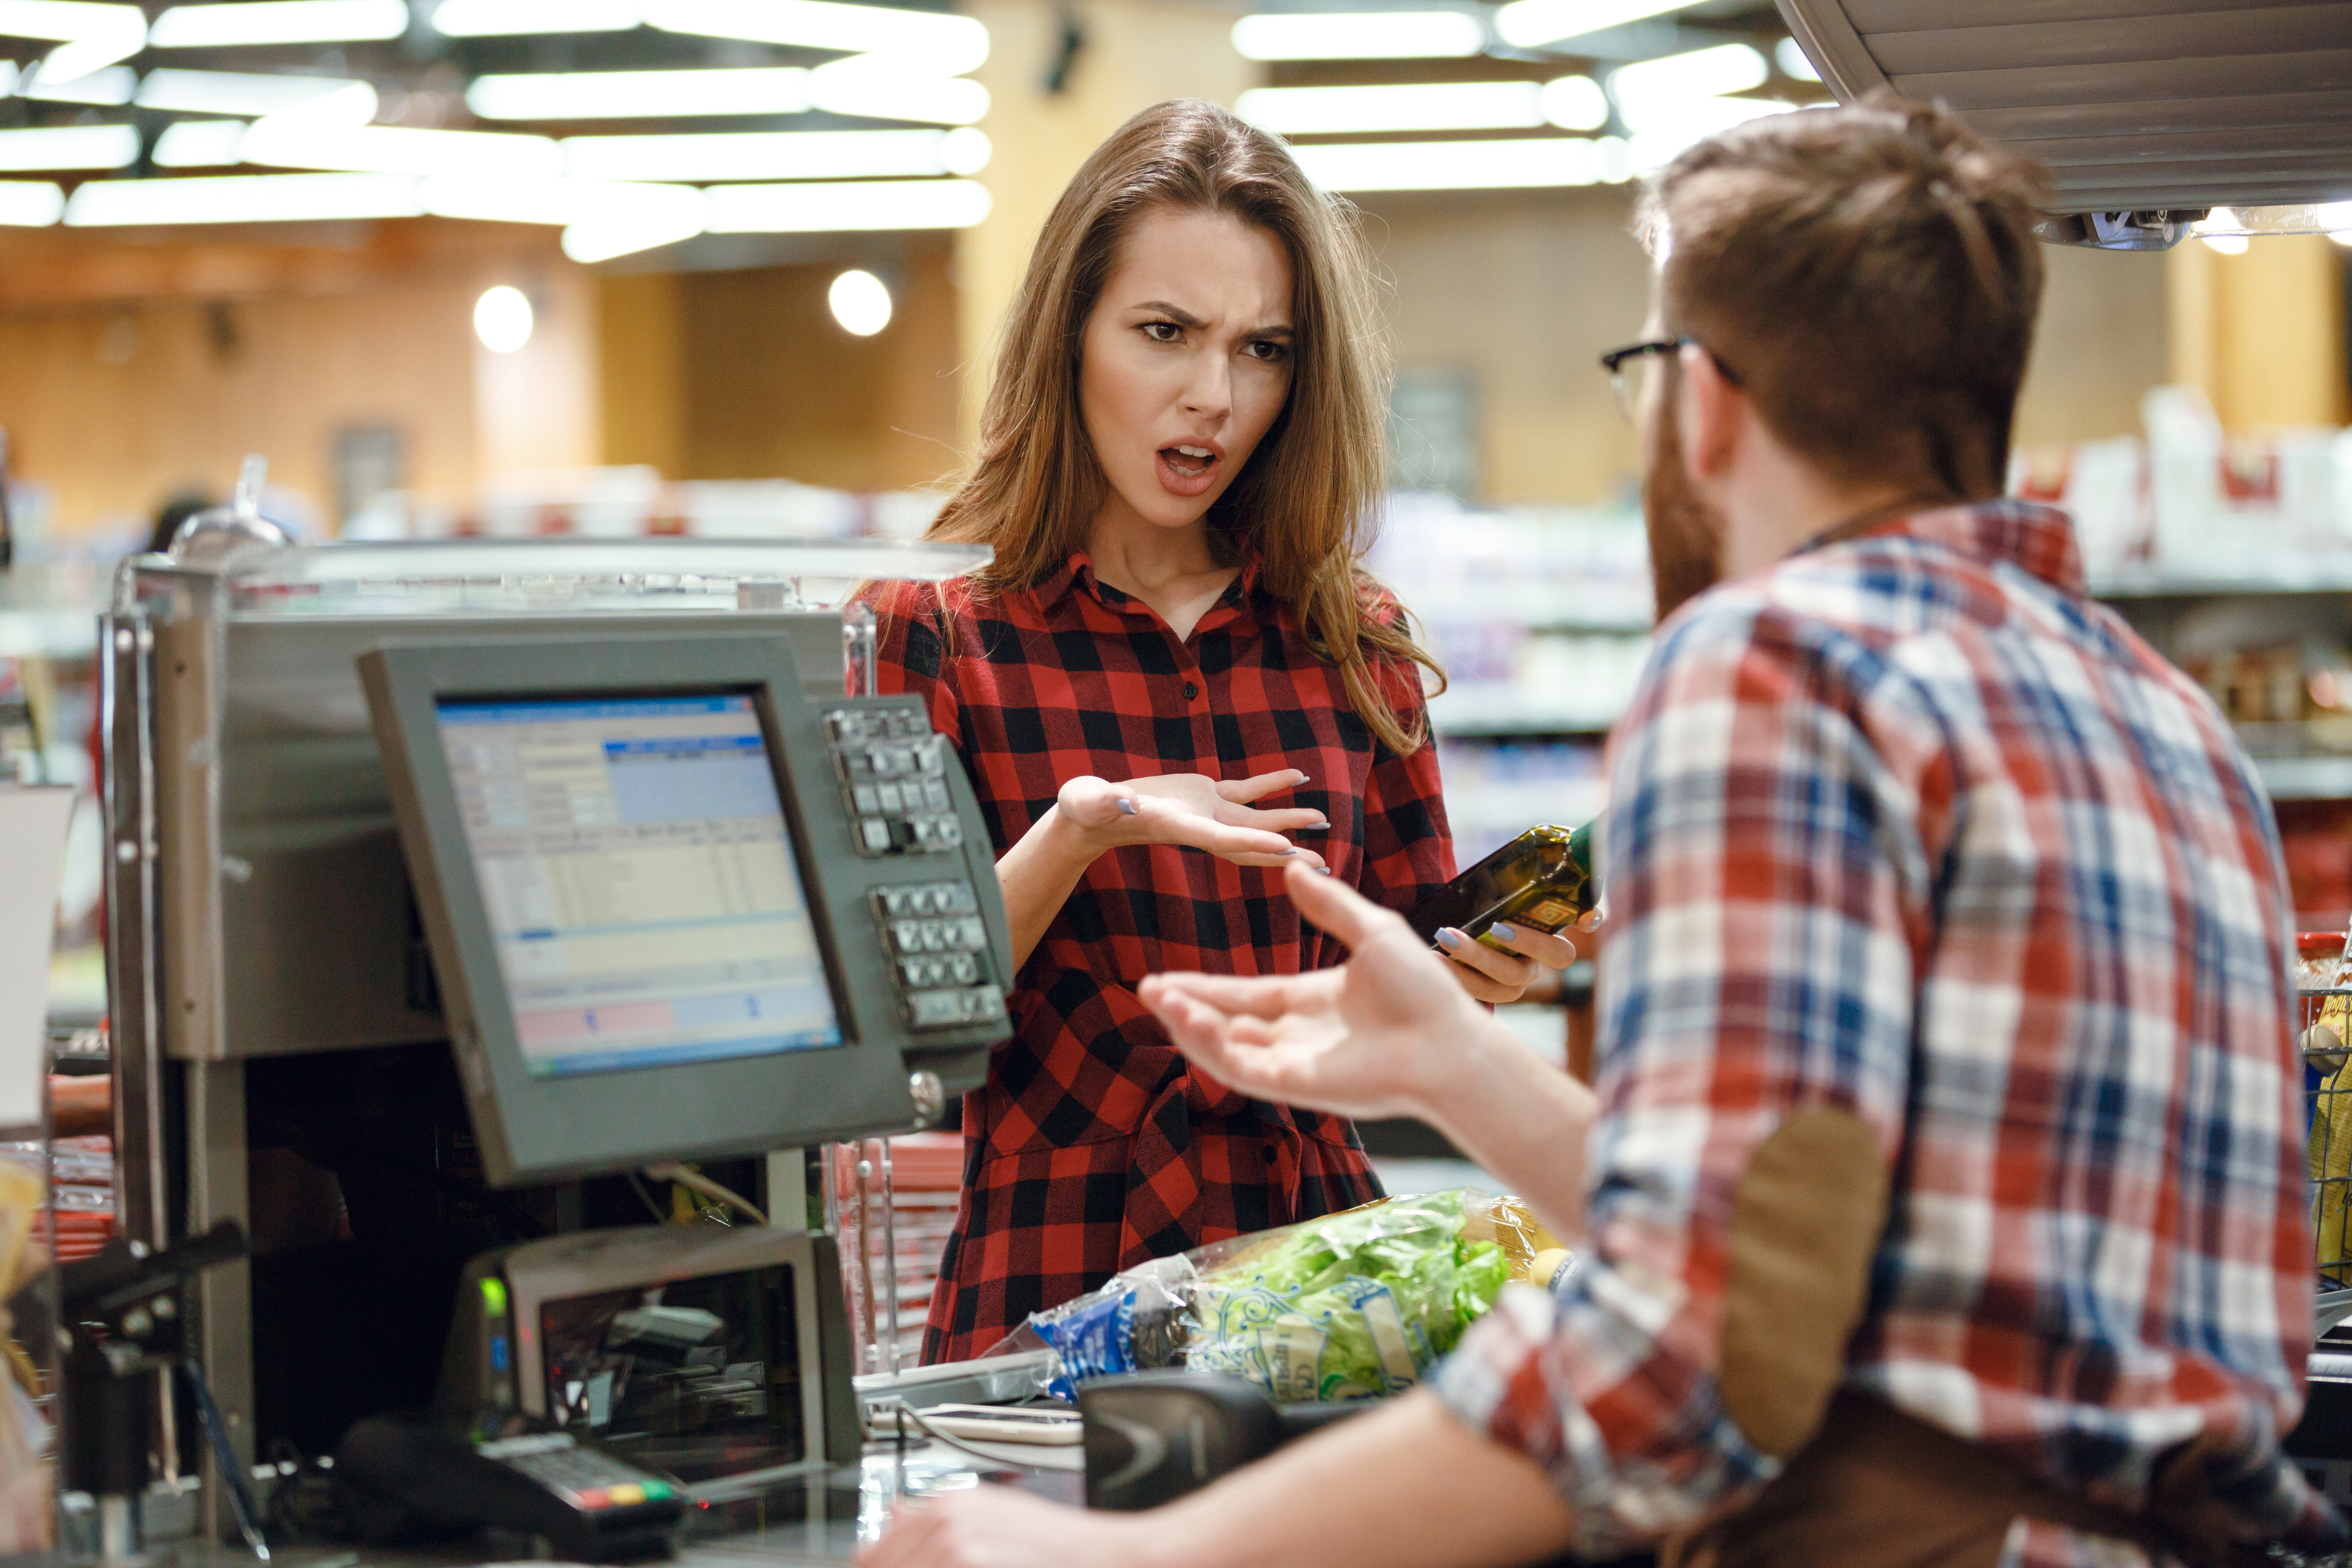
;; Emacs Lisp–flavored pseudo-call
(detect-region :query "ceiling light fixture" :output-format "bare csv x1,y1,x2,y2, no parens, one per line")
1236,82,1542,136
1540,74,1607,130
702,176,989,233
561,192,708,261
648,0,989,76
806,56,988,125
1494,0,1694,49
1609,42,1768,109
432,0,637,35
0,179,63,225
244,118,564,178
134,67,374,119
1774,37,1819,81
1290,134,1631,191
561,126,988,183
472,285,532,352
466,66,812,120
147,0,408,48
828,268,891,335
19,61,133,101
1620,95,1791,167
63,171,425,225
0,122,138,169
152,118,248,166
1229,11,1483,61
2200,233,2250,255
0,2,147,86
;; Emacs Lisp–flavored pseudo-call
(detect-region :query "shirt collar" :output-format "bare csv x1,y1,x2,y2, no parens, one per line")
1799,499,2085,598
1039,535,1265,617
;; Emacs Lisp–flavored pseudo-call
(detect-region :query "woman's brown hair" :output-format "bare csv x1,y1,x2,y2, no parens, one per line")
918,97,1443,754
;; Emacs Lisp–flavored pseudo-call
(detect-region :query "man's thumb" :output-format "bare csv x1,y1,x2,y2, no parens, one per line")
1282,859,1389,950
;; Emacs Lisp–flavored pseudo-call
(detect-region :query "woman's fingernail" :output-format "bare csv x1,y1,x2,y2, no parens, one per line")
1435,928,1464,951
1490,922,1519,942
1295,824,1330,833
1277,847,1298,855
1317,866,1334,875
1295,772,1311,783
1115,798,1138,816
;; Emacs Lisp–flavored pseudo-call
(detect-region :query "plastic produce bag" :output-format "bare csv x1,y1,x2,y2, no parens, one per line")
992,1189,1564,1403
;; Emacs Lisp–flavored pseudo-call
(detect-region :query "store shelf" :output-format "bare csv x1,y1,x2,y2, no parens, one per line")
0,609,98,660
2254,755,2352,801
2090,564,2352,599
1402,584,1652,635
1430,686,1622,736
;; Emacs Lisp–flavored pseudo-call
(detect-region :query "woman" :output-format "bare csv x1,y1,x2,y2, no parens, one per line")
869,99,1573,1364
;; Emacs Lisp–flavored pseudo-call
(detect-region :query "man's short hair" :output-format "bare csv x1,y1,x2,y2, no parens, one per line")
1640,93,2050,501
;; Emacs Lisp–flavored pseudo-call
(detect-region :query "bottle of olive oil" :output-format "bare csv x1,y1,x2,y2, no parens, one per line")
1407,820,1595,952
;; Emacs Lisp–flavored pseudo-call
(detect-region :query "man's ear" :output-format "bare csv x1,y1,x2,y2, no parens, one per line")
1677,341,1743,484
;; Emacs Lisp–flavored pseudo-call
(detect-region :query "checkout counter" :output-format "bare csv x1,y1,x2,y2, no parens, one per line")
71,501,1076,1563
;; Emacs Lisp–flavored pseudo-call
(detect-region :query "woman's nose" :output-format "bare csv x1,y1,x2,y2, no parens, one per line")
1179,351,1232,420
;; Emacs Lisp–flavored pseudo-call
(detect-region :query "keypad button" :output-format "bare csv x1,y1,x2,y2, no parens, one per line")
881,889,912,918
908,989,964,1027
893,920,922,953
971,985,1007,1020
950,953,978,984
878,782,905,813
918,741,947,777
853,784,880,814
866,747,896,777
827,711,865,742
918,920,945,952
577,1488,611,1510
958,917,986,950
859,818,892,853
608,1484,646,1506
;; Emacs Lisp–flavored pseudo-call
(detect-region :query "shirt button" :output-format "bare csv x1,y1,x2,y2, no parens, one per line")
1182,681,1200,701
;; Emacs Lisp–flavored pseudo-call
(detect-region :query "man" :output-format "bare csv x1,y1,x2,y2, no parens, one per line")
860,95,2340,1568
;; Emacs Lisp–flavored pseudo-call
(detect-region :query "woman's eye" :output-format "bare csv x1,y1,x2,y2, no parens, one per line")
1245,339,1288,362
1140,321,1181,343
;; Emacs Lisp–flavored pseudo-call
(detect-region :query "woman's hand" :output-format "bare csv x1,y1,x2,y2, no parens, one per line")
1431,920,1579,1005
1057,766,1327,871
997,767,1325,969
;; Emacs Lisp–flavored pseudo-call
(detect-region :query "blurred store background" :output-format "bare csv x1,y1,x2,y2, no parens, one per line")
0,0,2347,1229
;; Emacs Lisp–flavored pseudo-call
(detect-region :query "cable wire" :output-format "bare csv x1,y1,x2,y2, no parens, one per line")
644,1163,768,1227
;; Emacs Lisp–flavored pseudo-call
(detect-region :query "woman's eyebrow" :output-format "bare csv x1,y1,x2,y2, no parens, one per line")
1131,299,1207,328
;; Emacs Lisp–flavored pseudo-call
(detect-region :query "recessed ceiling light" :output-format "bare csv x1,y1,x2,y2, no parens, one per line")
1609,43,1769,109
473,285,533,352
806,57,988,125
829,268,891,335
0,2,148,85
147,0,409,48
1774,38,1819,81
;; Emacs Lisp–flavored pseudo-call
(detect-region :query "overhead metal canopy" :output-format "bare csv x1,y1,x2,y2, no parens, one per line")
1773,0,2352,229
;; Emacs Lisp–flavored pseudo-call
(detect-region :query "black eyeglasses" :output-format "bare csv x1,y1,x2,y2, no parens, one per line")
1598,336,1740,423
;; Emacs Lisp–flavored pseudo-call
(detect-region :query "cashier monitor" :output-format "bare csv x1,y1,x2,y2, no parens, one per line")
360,631,1013,1188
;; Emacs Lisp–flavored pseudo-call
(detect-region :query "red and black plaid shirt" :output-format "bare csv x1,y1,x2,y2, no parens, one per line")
866,549,1456,1363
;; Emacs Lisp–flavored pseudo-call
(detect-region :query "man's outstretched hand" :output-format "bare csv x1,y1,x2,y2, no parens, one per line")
1139,860,1493,1125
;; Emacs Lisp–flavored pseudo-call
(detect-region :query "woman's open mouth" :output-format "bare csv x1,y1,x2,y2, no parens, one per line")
1156,442,1221,497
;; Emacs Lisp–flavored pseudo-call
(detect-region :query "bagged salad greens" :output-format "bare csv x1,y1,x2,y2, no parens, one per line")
986,1188,1565,1403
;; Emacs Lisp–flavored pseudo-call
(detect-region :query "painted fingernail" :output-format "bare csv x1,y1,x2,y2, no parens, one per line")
1277,847,1298,855
1490,922,1519,942
1317,866,1334,875
1295,823,1330,833
1434,928,1464,951
1295,772,1311,783
1115,798,1139,815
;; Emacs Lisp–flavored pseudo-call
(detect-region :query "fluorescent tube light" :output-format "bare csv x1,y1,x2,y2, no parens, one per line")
466,66,812,120
1230,11,1483,61
1774,38,1818,81
1610,43,1768,109
0,179,64,224
562,196,707,262
1540,74,1606,130
561,126,986,183
419,173,696,225
431,0,639,34
649,0,989,76
244,119,563,178
1621,96,1791,169
807,57,987,125
147,0,408,47
153,119,248,165
135,68,374,119
0,122,138,168
64,171,425,225
1494,0,1693,49
0,2,146,83
20,62,132,101
1291,135,1632,191
1237,82,1542,136
0,60,15,93
703,176,989,232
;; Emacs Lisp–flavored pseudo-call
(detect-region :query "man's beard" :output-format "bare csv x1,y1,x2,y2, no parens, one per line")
1641,392,1726,624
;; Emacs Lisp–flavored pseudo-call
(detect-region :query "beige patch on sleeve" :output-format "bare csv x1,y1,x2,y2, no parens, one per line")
1716,1107,1891,1459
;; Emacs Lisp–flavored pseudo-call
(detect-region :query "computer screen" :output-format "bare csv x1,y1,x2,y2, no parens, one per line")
434,693,842,1078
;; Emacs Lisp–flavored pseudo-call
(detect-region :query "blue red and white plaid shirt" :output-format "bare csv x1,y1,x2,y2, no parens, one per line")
1434,501,2335,1564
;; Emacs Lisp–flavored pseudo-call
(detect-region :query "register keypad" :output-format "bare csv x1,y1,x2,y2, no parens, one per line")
871,880,1007,1031
823,704,963,857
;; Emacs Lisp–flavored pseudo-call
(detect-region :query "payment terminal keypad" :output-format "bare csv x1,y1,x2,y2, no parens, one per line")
477,1430,681,1512
824,703,962,857
825,697,1010,1034
873,880,1007,1031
